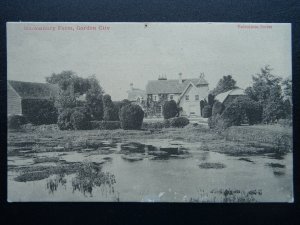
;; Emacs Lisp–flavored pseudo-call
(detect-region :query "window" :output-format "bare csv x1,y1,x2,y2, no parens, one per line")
154,96,157,101
170,95,173,100
195,95,199,100
185,95,189,101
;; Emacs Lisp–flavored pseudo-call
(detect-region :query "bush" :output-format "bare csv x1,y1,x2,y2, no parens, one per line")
169,117,189,128
103,95,119,121
57,108,74,130
212,101,224,116
278,119,292,127
244,100,263,125
8,115,27,129
202,105,212,118
119,104,144,130
22,99,58,125
208,114,224,129
90,121,121,130
220,99,244,128
162,100,178,119
70,110,90,130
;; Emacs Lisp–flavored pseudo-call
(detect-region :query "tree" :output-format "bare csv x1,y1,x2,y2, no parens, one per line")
245,65,288,123
85,76,104,120
103,94,119,121
211,75,237,96
46,71,90,95
119,104,144,130
162,100,178,119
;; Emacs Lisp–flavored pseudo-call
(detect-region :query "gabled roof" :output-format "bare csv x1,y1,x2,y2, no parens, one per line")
8,80,59,100
146,77,208,94
214,88,245,103
127,88,147,101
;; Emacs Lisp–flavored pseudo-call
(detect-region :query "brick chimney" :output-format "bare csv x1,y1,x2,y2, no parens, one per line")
178,73,183,84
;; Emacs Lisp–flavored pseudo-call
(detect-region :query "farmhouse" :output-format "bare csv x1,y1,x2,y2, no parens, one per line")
127,83,147,104
145,73,209,117
7,80,59,116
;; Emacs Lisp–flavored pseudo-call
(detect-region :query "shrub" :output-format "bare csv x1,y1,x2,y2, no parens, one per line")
212,101,224,116
278,119,292,127
220,99,244,128
244,100,263,125
90,121,121,130
119,104,144,130
208,114,224,129
162,100,178,119
57,108,74,130
70,110,90,130
8,115,27,129
202,105,212,118
22,99,58,125
169,117,189,128
103,94,119,121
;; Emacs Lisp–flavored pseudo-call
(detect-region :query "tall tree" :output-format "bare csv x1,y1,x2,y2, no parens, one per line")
211,75,237,96
245,65,289,123
85,76,104,120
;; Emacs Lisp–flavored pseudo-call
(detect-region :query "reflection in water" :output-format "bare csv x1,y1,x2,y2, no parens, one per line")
46,173,67,194
71,162,116,197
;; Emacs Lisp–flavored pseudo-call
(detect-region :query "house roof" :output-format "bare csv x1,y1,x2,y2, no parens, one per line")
214,88,245,103
8,80,59,100
127,88,147,101
146,77,208,94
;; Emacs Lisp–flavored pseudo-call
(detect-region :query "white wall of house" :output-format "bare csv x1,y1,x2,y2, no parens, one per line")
179,84,209,117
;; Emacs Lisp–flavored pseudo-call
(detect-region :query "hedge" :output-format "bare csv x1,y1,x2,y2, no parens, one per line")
21,99,58,125
162,100,178,119
202,105,212,118
70,110,90,130
169,117,189,128
8,115,27,129
90,121,121,130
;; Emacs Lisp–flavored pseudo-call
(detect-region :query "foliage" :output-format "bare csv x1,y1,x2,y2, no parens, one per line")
70,110,91,130
103,94,119,121
46,71,90,95
119,104,144,130
90,121,121,130
8,115,27,129
162,100,179,119
212,100,224,116
202,105,212,118
219,98,244,128
208,93,215,106
22,99,58,125
211,75,237,96
57,108,74,130
169,117,189,128
245,66,289,123
85,76,104,120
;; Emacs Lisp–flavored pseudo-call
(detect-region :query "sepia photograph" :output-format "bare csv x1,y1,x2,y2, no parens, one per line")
7,22,293,202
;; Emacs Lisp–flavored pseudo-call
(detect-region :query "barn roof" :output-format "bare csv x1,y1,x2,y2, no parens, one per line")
8,80,59,100
214,88,245,103
146,77,208,94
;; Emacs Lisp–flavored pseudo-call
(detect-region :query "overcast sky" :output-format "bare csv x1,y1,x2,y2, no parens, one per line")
7,22,291,100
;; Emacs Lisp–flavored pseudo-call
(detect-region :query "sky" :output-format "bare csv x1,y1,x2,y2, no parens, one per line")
7,22,291,100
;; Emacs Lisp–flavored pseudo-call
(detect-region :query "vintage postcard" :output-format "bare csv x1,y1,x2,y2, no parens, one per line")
7,22,293,202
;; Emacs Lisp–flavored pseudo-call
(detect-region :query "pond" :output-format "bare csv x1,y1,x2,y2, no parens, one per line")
7,139,293,202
